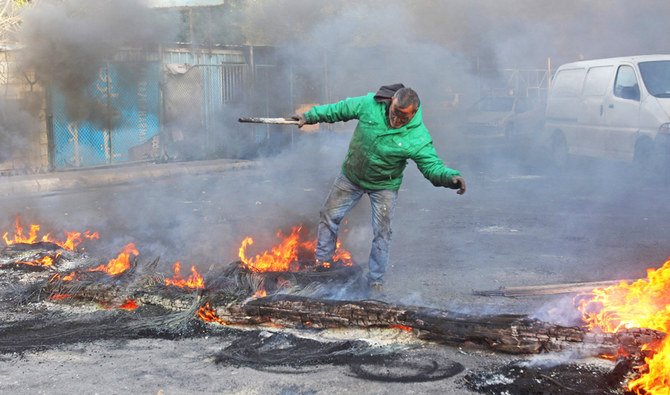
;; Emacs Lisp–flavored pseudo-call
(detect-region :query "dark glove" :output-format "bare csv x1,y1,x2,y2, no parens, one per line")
448,176,466,195
291,113,307,128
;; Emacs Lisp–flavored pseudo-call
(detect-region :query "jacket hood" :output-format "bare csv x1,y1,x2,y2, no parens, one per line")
374,83,405,102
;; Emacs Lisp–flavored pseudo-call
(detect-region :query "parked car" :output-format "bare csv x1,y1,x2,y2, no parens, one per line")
463,95,545,149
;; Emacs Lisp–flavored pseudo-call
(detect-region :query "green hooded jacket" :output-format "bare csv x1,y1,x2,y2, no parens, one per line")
304,89,461,191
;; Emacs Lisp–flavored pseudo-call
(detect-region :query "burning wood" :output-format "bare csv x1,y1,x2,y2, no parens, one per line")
576,257,670,393
0,241,65,269
1,218,668,393
3,216,98,251
238,225,352,272
209,293,664,356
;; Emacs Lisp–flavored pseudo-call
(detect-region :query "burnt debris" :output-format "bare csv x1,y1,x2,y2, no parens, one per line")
0,241,656,392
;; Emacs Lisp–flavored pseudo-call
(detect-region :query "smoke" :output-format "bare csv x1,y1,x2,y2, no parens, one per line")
15,0,174,125
4,0,670,312
0,99,38,165
531,295,583,326
241,0,670,67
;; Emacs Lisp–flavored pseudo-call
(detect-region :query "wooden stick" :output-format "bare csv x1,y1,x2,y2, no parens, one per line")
473,279,634,297
238,117,299,125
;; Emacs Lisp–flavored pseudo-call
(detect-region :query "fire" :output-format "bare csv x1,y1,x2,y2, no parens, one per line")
197,302,228,325
20,253,59,267
577,258,670,394
253,289,267,298
61,271,77,281
164,262,205,289
3,216,98,251
238,225,352,272
118,298,138,310
88,243,138,276
391,324,413,332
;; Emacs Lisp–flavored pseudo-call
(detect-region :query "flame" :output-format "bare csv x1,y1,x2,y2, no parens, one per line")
50,293,71,300
61,271,77,281
20,253,60,267
238,225,353,272
253,289,267,298
119,299,138,310
197,302,228,325
391,324,413,332
88,243,138,276
3,216,98,251
164,262,205,289
577,258,670,394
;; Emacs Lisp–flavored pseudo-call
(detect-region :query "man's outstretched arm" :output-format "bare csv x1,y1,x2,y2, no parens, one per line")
412,142,466,195
293,95,368,127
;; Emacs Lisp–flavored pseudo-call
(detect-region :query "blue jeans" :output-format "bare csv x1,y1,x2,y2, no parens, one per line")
315,173,398,285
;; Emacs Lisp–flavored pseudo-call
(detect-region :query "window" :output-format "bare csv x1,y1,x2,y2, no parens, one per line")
613,65,640,101
583,66,612,96
639,60,670,98
551,68,586,97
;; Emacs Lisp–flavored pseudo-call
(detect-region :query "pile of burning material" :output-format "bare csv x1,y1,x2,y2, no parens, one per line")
1,217,669,392
575,258,670,394
1,217,99,271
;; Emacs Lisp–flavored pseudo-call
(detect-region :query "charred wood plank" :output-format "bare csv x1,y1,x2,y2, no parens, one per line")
213,295,664,355
42,276,201,312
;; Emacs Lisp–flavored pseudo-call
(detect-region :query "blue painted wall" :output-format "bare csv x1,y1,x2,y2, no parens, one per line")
52,62,160,168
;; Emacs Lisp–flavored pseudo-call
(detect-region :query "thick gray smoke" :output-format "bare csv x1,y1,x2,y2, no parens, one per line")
233,0,670,302
15,0,174,125
4,0,670,307
0,99,39,165
241,0,670,68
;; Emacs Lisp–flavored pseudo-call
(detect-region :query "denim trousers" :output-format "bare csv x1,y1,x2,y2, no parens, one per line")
315,173,398,284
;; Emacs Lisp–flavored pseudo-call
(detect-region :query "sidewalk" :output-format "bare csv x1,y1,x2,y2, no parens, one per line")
0,159,256,196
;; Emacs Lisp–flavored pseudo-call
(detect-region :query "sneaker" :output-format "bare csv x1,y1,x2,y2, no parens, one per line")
368,282,385,298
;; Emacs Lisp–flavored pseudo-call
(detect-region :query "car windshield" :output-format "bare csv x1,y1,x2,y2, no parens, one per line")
479,97,514,112
639,60,670,98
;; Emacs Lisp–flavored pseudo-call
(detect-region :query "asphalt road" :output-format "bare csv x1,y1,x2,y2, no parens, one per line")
0,136,668,393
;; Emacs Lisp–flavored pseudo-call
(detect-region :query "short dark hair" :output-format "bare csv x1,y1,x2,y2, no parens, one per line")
394,87,420,110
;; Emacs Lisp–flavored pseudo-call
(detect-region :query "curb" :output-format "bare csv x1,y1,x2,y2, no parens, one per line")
0,159,256,196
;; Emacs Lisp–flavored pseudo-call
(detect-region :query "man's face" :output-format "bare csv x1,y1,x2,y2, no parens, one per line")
388,98,417,129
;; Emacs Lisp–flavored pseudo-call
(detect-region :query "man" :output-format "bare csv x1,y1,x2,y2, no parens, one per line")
293,83,466,294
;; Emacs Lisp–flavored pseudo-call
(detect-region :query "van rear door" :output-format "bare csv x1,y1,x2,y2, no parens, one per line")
546,67,585,152
579,65,614,157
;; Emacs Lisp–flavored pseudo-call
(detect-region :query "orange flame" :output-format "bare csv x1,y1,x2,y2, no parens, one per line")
20,253,60,267
119,299,138,310
88,243,138,276
197,302,228,325
62,271,77,281
3,216,98,251
577,258,670,394
391,324,413,332
164,262,205,289
238,225,353,272
253,289,267,298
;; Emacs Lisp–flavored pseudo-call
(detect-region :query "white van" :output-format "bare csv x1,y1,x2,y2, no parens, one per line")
544,55,670,169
